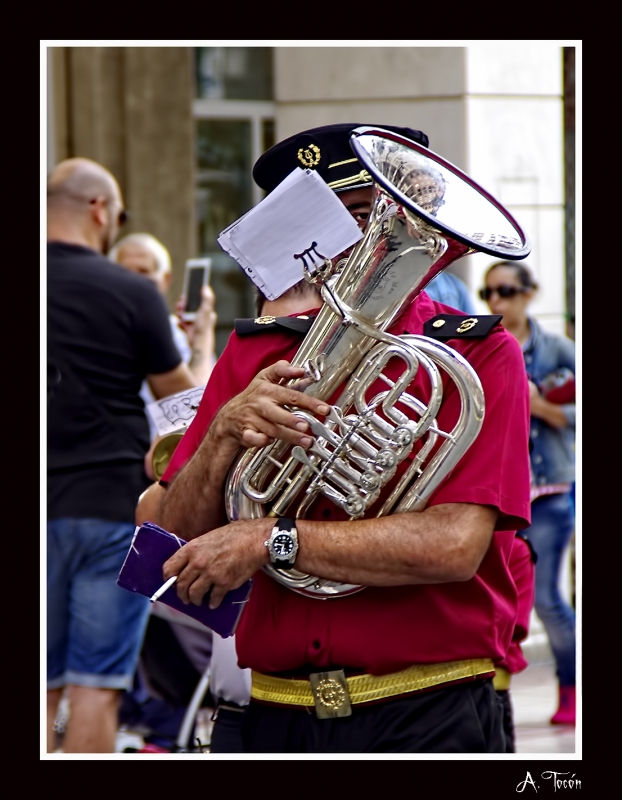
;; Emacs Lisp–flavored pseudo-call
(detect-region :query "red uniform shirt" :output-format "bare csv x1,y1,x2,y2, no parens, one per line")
497,534,536,675
162,292,531,676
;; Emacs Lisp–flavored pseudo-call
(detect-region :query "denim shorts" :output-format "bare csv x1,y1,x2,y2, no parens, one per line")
47,518,151,691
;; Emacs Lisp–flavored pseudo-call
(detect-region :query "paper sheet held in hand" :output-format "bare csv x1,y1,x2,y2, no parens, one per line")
217,167,364,300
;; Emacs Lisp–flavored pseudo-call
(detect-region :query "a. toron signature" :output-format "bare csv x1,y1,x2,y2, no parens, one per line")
517,771,581,792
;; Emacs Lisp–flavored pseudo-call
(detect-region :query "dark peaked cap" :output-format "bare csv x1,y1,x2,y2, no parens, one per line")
253,123,430,195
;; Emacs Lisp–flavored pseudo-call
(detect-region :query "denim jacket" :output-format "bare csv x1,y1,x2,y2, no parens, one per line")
523,318,575,486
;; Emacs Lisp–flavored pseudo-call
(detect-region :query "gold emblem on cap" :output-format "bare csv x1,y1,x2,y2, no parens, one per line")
432,319,446,328
255,315,276,325
297,143,321,168
456,317,478,333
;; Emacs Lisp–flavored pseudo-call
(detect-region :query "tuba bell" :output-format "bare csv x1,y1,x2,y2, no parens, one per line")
225,126,530,598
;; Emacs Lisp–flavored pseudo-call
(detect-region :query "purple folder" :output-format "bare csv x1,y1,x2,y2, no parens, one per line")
117,521,253,638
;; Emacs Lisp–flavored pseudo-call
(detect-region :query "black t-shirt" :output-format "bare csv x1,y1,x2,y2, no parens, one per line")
47,241,182,521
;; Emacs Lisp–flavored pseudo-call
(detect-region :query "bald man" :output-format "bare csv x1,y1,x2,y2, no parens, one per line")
110,233,218,428
47,158,195,753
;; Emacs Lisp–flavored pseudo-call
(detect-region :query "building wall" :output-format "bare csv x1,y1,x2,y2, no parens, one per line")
464,44,566,336
275,47,469,167
274,44,568,335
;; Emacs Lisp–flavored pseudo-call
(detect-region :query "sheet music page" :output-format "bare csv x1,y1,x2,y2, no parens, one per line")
217,168,363,300
146,386,205,436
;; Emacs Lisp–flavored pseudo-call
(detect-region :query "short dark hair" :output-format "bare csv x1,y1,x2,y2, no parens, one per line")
254,279,322,317
485,260,538,291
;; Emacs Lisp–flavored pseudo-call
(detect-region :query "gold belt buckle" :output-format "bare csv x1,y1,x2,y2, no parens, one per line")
309,670,352,719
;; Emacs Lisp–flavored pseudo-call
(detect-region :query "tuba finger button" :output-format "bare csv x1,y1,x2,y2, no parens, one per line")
360,471,380,492
345,495,365,516
392,425,414,447
375,449,397,469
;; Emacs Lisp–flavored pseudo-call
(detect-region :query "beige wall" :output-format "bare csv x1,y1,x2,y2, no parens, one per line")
48,46,196,308
275,47,469,168
273,44,568,333
464,44,566,335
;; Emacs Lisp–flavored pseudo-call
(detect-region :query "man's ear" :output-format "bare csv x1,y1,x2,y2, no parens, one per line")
90,196,108,227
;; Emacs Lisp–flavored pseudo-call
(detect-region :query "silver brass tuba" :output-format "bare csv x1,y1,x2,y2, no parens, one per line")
225,126,530,598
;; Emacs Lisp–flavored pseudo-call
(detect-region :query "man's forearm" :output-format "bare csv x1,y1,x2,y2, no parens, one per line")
294,503,498,586
187,318,216,386
164,502,500,608
160,413,241,539
531,395,571,429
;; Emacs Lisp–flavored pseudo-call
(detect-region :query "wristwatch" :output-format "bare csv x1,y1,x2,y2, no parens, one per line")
264,517,299,570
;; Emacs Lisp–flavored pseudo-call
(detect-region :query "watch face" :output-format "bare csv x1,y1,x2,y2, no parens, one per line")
272,532,295,558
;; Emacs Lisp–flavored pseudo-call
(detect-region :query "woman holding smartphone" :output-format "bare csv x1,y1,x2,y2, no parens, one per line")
480,260,576,726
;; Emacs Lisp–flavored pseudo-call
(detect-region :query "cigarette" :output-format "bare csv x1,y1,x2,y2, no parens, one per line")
150,575,178,603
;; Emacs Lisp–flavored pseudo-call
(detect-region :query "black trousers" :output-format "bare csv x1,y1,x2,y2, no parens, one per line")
241,678,506,754
495,689,516,753
210,707,247,753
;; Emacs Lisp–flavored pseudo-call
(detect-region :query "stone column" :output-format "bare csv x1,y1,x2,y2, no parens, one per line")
123,47,196,305
52,46,196,310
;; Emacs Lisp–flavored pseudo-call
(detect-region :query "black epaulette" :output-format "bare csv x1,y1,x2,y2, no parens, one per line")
234,315,316,336
423,314,503,341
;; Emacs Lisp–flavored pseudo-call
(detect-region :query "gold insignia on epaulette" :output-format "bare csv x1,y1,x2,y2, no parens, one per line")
456,317,478,333
297,144,321,168
255,315,276,324
432,319,446,328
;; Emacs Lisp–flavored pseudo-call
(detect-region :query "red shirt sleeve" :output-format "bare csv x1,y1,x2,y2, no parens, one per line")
160,335,245,485
427,328,532,531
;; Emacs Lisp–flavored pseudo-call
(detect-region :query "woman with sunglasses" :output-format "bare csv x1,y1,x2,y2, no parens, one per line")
481,261,576,726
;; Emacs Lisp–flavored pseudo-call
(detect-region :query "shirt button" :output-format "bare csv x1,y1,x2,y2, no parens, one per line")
322,509,331,518
312,640,321,650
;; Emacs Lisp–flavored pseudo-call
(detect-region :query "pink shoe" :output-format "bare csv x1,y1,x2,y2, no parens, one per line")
138,742,170,753
550,685,576,725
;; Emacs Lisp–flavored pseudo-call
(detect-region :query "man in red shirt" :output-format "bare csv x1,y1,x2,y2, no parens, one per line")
139,123,532,753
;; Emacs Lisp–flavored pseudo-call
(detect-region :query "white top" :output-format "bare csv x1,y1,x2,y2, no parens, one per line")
141,315,192,439
209,633,251,707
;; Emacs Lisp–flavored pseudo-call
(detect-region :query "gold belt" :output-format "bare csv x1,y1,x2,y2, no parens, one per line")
492,666,511,691
251,658,495,719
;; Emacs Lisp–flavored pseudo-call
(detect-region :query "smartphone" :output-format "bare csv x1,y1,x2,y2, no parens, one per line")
181,258,211,322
